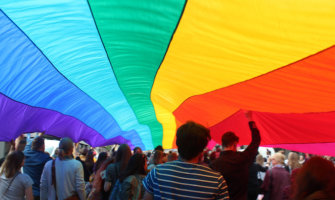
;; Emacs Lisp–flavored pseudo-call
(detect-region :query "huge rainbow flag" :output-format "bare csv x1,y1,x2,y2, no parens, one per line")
1,0,335,155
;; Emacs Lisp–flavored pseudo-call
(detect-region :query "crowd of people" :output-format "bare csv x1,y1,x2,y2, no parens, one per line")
0,112,335,200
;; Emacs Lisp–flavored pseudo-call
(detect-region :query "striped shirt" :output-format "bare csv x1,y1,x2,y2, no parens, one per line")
142,160,229,200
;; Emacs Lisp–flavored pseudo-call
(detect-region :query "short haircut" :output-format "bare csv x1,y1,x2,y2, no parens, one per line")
31,136,45,151
221,131,239,147
271,152,285,164
176,121,211,160
154,145,164,152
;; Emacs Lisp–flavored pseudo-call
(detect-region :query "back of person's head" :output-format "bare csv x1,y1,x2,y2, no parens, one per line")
85,149,94,163
116,144,132,171
256,154,264,166
95,152,108,172
154,145,164,152
119,153,147,182
133,147,143,154
167,152,178,162
153,150,164,165
32,136,45,151
293,156,335,200
221,131,239,148
58,137,74,160
288,152,301,170
271,152,285,165
176,121,211,161
0,151,25,178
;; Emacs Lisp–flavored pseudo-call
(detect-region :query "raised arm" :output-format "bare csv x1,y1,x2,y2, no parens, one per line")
241,111,261,161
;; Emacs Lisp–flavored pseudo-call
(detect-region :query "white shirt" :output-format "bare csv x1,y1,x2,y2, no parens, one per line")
40,158,86,200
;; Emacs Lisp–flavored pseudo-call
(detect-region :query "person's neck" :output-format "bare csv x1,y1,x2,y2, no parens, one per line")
62,154,73,160
180,156,200,164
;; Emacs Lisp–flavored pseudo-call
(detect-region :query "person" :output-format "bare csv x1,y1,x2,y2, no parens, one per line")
247,154,267,200
88,158,113,200
23,135,52,200
104,144,132,197
94,152,108,174
0,151,34,200
142,121,229,200
85,149,95,177
167,151,178,162
292,156,335,200
40,137,86,200
133,147,143,154
147,150,163,171
76,148,90,182
261,153,290,200
0,135,27,167
111,153,147,199
210,111,261,200
287,152,301,174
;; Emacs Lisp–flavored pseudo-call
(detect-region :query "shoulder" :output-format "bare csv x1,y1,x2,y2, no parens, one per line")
18,173,34,185
44,159,53,168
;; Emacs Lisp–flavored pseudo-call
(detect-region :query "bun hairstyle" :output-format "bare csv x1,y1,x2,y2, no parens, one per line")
58,137,74,160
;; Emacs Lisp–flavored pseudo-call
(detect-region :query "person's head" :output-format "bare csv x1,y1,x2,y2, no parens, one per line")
53,147,59,159
95,152,108,172
256,154,264,166
288,152,301,170
58,137,74,160
299,155,305,161
152,150,164,165
167,152,178,162
154,145,164,152
85,149,94,163
133,147,143,154
0,151,25,178
119,153,147,182
271,152,285,166
176,121,211,161
116,144,132,171
221,131,239,151
32,136,45,152
293,157,335,200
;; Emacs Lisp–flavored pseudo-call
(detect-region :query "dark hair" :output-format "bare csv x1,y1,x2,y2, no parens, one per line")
152,150,164,165
58,137,74,160
167,152,178,162
133,147,142,154
176,121,211,160
292,157,335,200
32,136,44,151
116,144,132,172
0,151,25,178
94,152,108,172
221,131,239,147
154,145,164,152
85,149,95,173
119,154,147,182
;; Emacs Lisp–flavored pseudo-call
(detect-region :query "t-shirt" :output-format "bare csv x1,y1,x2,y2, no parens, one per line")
143,160,230,199
0,173,33,200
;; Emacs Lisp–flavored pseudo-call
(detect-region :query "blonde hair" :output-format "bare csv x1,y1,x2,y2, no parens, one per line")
271,152,285,165
288,152,301,170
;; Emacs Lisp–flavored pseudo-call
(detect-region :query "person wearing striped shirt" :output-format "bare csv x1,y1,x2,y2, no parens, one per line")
142,121,230,200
